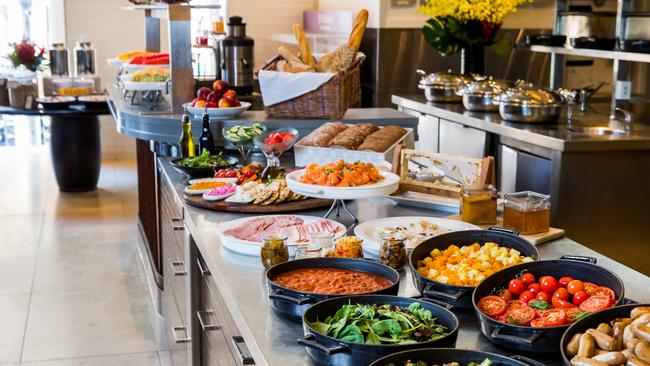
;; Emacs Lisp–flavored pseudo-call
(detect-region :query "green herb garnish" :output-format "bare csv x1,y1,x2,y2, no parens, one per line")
177,149,229,168
528,300,551,310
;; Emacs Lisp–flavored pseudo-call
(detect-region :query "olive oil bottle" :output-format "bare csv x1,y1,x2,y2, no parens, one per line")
198,112,215,155
179,110,195,158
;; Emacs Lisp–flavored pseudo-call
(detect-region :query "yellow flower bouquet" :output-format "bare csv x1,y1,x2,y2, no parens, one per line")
419,0,530,59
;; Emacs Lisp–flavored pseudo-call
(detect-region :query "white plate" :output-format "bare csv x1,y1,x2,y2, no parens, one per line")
188,177,237,185
218,215,346,256
184,182,235,195
122,80,169,92
121,63,169,72
183,102,251,120
202,190,236,201
284,169,400,200
106,58,123,68
354,216,481,256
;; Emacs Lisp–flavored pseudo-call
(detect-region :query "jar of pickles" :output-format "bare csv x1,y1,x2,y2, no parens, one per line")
503,191,550,234
378,233,407,270
260,234,289,269
460,184,497,225
334,236,364,258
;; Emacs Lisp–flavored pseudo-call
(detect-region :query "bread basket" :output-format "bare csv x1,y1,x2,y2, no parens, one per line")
259,53,365,119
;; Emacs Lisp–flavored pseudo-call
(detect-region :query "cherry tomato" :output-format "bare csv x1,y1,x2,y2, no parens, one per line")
559,276,574,288
591,286,616,300
530,318,548,328
478,296,507,317
539,276,559,293
572,290,588,306
527,283,542,295
536,291,551,302
520,273,536,286
552,296,575,309
519,291,534,304
553,288,570,301
499,289,513,301
567,280,585,295
579,295,613,312
504,304,536,326
508,279,527,296
227,169,237,178
245,170,255,178
541,308,568,326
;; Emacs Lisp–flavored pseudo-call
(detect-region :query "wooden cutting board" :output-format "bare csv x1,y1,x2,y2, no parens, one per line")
183,194,333,213
445,214,565,245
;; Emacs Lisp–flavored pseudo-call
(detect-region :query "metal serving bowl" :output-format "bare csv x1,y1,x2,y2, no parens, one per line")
457,78,511,112
497,84,564,123
417,69,472,103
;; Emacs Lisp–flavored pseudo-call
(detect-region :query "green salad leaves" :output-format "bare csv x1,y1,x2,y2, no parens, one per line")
308,302,448,345
177,149,229,168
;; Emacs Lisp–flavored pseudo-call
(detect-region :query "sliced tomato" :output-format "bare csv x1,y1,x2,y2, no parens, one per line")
530,318,548,328
583,282,599,295
552,297,575,309
478,296,507,317
591,286,616,300
579,295,613,312
535,309,546,318
541,308,568,326
505,304,536,326
566,307,584,322
507,300,528,308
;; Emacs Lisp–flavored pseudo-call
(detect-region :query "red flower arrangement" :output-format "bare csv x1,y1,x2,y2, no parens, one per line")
6,40,46,72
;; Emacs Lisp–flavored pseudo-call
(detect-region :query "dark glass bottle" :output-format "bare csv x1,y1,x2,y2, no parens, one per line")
179,111,195,158
198,112,215,155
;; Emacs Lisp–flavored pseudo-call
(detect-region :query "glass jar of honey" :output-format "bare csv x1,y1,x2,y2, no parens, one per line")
460,184,497,225
503,191,550,234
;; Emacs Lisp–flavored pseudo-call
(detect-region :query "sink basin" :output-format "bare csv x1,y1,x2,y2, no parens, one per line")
568,126,628,136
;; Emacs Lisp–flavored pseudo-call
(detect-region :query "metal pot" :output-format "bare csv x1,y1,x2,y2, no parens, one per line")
472,256,625,353
370,348,545,366
265,257,400,321
299,295,459,366
409,228,540,309
417,69,471,103
497,84,564,123
457,78,511,112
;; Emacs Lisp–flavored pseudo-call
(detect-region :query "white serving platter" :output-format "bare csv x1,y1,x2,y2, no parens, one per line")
106,58,123,69
121,63,169,72
284,169,400,200
183,102,251,120
354,216,480,256
188,177,237,185
184,181,235,195
218,215,345,256
202,190,236,201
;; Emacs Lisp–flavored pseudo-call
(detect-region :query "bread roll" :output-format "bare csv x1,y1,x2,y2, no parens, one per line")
358,125,406,152
328,123,378,150
301,122,349,147
348,9,369,52
293,23,315,67
278,46,302,64
316,45,356,72
283,60,315,73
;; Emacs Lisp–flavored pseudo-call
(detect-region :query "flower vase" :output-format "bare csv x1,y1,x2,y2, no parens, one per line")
461,45,485,75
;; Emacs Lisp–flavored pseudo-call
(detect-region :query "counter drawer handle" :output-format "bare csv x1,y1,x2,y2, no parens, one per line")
487,227,520,236
231,336,255,365
297,334,348,355
170,217,184,231
423,284,466,302
559,255,597,264
490,326,541,346
171,261,187,276
197,309,220,331
172,326,191,344
510,355,547,366
268,290,316,305
197,258,211,276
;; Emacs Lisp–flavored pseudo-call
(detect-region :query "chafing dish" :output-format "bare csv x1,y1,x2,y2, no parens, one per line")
417,69,471,103
497,83,564,124
457,78,511,112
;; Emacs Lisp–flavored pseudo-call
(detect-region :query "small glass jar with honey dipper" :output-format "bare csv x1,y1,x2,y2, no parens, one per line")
460,184,498,225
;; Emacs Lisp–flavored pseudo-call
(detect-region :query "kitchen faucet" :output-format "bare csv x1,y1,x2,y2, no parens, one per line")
578,82,607,113
611,107,634,132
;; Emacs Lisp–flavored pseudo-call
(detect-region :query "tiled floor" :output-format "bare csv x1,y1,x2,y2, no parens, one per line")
0,145,168,365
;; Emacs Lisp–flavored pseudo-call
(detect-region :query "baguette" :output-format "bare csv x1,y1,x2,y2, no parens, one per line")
348,9,369,52
278,45,302,64
293,23,315,67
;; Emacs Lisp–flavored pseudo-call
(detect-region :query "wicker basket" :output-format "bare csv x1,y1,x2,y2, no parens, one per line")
260,53,365,119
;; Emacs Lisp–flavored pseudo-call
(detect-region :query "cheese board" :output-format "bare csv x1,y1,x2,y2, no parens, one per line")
183,194,332,213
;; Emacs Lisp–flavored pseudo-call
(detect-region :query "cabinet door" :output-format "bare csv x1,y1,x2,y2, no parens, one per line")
416,114,440,153
438,119,487,158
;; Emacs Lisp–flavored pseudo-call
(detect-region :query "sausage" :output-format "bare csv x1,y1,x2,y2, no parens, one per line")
571,357,609,366
567,333,584,358
632,308,650,319
625,315,650,345
592,351,627,365
635,324,650,342
635,340,650,363
627,356,650,366
595,349,608,356
624,349,636,359
598,323,614,336
588,329,618,351
579,332,597,358
615,321,629,351
629,339,642,351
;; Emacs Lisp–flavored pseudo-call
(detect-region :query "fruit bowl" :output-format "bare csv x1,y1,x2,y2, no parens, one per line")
184,101,251,120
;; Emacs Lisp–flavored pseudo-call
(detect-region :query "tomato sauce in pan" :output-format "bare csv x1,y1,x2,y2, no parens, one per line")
272,268,393,295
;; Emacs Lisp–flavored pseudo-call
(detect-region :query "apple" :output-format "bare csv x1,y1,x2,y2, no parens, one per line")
212,80,229,94
193,99,207,108
206,100,218,108
223,89,238,101
206,91,221,103
196,87,211,99
231,99,241,107
190,97,204,105
218,97,233,108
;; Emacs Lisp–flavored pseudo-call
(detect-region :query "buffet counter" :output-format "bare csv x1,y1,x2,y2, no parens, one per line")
157,157,650,366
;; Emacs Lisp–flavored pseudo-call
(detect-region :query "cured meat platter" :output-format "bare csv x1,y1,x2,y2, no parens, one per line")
183,194,333,213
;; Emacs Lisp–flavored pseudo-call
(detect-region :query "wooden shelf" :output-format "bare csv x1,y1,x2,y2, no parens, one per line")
518,44,650,63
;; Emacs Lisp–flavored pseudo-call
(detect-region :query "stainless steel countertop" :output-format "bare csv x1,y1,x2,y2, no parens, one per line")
392,94,650,152
106,83,418,144
160,158,650,366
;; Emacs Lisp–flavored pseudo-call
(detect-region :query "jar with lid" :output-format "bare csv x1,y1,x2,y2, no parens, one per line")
7,68,37,109
334,236,364,258
378,233,407,270
260,234,288,269
460,184,497,225
503,191,550,234
295,242,322,260
309,231,334,257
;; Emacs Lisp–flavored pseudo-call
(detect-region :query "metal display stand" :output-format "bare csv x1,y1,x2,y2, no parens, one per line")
323,199,358,223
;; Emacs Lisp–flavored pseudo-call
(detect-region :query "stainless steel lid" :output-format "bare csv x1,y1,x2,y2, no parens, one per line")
457,79,510,96
417,69,471,88
498,84,563,106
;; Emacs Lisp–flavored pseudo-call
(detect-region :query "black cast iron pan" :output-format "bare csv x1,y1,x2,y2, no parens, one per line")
370,348,546,366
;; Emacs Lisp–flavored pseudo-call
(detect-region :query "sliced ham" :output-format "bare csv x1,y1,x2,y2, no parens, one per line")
222,215,337,243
